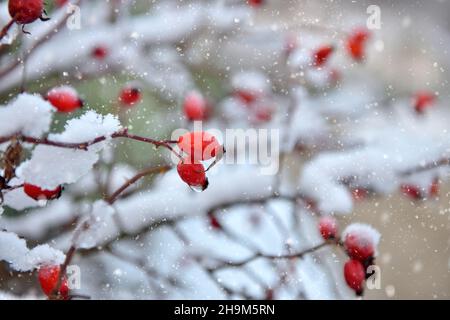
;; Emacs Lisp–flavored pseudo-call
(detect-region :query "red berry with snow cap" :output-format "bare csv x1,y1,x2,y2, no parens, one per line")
413,91,435,114
177,131,222,162
119,86,142,107
38,265,69,299
183,91,210,121
318,216,338,240
346,28,371,62
313,45,335,67
24,183,62,201
9,0,45,25
47,86,83,113
343,223,380,262
344,259,365,295
177,159,208,191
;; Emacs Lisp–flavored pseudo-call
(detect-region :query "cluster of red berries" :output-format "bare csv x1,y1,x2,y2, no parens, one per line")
318,218,380,296
232,84,275,124
38,265,69,300
400,177,440,200
183,91,211,122
176,131,223,191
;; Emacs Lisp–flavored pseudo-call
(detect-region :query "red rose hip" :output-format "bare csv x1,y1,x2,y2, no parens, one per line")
177,160,209,191
24,183,62,201
344,259,365,295
47,86,83,113
177,131,222,161
119,86,142,107
9,0,45,25
318,216,338,240
183,91,210,121
38,265,69,299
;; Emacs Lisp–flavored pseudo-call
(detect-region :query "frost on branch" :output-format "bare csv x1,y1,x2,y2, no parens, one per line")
0,93,53,139
0,231,64,272
18,111,121,189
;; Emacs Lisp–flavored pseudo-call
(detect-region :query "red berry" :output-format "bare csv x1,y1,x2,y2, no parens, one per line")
352,188,368,201
313,45,334,67
413,91,435,114
177,131,222,162
9,0,44,25
318,216,338,240
247,0,264,8
344,259,365,295
177,160,208,191
38,265,69,299
183,91,210,121
24,183,62,201
344,231,375,262
400,184,422,200
47,86,83,113
235,89,259,105
119,86,142,107
429,178,439,197
91,45,108,60
346,28,371,62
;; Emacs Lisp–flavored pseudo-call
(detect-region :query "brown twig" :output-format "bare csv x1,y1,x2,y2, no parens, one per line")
105,165,172,204
0,129,180,157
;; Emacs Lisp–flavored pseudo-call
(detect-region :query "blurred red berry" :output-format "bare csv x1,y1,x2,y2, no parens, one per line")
119,86,142,107
400,184,422,200
183,91,210,121
247,0,264,8
91,45,109,60
318,216,338,240
38,265,69,299
55,0,68,8
209,214,222,230
24,183,62,201
9,0,45,25
352,188,368,201
47,86,83,113
346,28,371,61
344,230,376,262
344,259,365,295
177,160,208,191
177,131,222,162
429,178,440,197
413,91,435,114
313,45,334,67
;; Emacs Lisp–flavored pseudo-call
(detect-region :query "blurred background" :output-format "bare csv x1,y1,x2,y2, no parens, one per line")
0,0,449,299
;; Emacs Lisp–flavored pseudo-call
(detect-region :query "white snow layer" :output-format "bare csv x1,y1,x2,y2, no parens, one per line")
18,112,121,189
0,94,54,138
0,231,65,271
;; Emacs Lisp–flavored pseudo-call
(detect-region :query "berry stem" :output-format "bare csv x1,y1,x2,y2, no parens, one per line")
105,165,172,204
